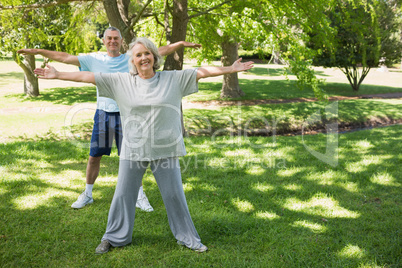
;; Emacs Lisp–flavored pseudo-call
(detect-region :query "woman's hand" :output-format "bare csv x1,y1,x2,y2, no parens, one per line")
196,58,254,81
231,58,254,73
34,64,58,79
34,64,96,84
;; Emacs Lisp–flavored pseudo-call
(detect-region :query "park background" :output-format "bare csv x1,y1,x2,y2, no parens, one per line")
1,0,402,267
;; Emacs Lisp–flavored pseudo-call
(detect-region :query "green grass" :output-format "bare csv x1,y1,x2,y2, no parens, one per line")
186,79,402,102
183,99,402,135
0,126,401,267
0,58,401,267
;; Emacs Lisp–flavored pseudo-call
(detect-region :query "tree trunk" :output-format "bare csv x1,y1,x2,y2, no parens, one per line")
103,0,135,52
341,66,371,92
164,0,172,42
220,38,245,98
163,0,189,136
163,0,188,71
18,54,39,97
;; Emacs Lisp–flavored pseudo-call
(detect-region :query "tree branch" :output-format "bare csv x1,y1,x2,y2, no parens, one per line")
129,0,153,29
188,0,234,19
0,0,99,10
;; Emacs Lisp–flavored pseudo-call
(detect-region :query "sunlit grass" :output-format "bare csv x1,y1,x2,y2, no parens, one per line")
284,195,361,219
1,125,401,267
338,244,367,259
292,220,327,233
254,211,280,220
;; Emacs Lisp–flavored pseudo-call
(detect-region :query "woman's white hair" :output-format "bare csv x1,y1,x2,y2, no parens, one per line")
127,37,163,75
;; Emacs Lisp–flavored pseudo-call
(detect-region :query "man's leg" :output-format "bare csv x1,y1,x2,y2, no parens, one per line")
86,155,102,185
71,155,102,209
71,110,111,209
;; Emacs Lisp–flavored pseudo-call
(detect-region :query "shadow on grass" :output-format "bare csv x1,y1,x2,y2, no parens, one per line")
7,85,97,105
247,66,331,77
192,79,402,102
3,76,401,106
0,72,25,81
184,99,401,135
179,125,401,266
0,125,400,266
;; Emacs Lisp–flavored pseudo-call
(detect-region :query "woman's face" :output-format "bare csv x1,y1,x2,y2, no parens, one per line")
131,43,155,74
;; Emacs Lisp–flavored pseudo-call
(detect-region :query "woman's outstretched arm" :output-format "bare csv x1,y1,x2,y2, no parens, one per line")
34,64,96,84
196,58,254,81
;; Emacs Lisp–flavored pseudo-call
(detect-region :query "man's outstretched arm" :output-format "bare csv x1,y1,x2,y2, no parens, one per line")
17,49,80,67
158,41,201,56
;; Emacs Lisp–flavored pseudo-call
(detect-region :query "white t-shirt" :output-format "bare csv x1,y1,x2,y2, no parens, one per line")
94,69,198,161
78,53,130,113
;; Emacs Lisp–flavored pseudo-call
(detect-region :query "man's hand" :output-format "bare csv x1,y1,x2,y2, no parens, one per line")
182,42,202,49
34,64,58,79
17,49,39,56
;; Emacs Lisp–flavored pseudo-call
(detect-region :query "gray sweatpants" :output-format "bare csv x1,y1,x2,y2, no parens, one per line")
102,157,202,249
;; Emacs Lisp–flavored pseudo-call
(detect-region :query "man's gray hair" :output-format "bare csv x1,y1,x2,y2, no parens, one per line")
127,37,163,75
103,26,122,39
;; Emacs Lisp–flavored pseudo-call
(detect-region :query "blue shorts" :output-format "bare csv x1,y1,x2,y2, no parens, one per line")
89,109,123,157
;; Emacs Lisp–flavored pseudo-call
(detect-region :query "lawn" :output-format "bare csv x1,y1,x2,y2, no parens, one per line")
0,59,401,267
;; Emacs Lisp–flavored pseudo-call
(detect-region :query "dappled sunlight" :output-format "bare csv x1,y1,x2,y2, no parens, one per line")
182,182,194,192
195,183,218,192
245,166,265,175
291,220,327,233
204,157,231,169
338,182,360,193
231,198,254,213
338,244,367,259
284,195,360,219
370,172,400,187
183,176,200,183
57,170,85,186
305,170,349,186
254,211,280,220
0,187,6,195
283,184,302,191
346,155,385,173
252,182,274,192
12,189,75,210
271,146,295,161
277,167,304,177
352,140,374,151
224,148,255,158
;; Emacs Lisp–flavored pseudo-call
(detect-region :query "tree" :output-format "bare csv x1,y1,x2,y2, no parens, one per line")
185,0,334,99
102,0,153,52
309,0,402,91
0,0,156,97
163,0,189,71
0,1,101,96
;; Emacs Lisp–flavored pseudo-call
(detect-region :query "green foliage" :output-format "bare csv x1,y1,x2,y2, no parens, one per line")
309,0,402,69
0,1,102,59
307,0,402,92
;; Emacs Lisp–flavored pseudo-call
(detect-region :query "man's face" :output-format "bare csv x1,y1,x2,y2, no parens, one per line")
103,30,122,55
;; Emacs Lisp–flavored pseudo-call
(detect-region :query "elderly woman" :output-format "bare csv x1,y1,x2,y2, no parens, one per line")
34,37,253,254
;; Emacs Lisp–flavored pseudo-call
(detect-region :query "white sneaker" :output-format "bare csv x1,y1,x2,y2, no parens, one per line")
136,193,153,212
71,191,93,209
